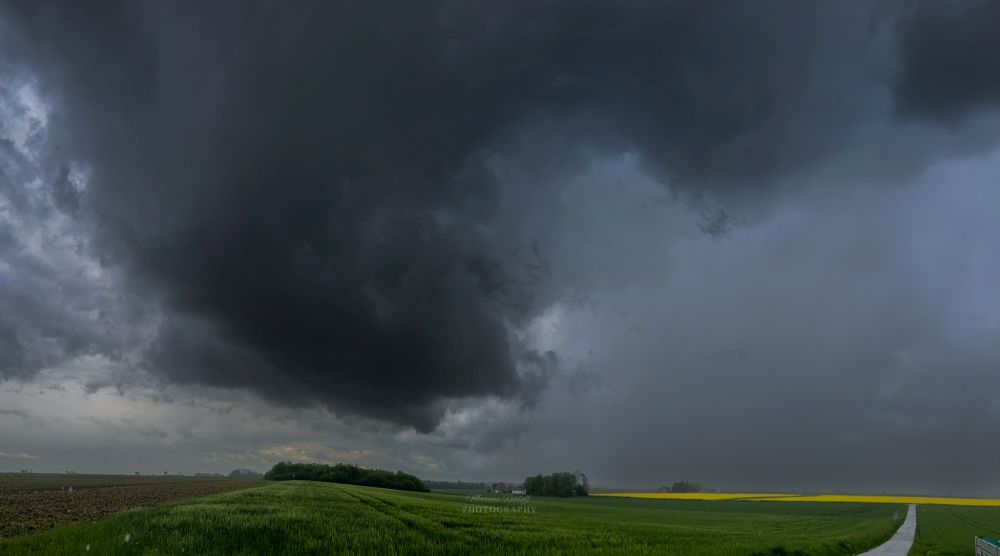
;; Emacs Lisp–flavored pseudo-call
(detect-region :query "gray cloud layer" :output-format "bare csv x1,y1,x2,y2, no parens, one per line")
894,0,1000,123
1,0,1000,492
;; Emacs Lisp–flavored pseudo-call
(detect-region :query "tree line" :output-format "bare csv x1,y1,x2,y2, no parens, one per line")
264,462,428,492
657,481,704,493
524,472,588,497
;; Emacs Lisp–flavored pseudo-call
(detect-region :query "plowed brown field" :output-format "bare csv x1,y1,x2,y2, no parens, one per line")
0,474,264,538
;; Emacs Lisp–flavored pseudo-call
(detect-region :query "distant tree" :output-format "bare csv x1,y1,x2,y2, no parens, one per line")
524,471,586,497
670,481,703,493
524,475,542,496
573,470,589,496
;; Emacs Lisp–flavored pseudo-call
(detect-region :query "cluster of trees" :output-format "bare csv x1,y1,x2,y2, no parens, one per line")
657,481,704,493
264,462,428,492
524,472,588,497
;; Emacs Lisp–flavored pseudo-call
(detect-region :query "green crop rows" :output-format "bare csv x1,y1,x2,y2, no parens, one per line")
0,480,908,555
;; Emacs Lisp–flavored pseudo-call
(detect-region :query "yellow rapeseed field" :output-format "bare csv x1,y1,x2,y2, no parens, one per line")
595,492,1000,506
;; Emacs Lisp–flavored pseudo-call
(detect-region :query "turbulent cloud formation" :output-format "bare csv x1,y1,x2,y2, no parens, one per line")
1,1,999,492
0,1,897,430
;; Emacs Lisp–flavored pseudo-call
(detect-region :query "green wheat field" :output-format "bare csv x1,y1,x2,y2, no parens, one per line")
0,480,994,555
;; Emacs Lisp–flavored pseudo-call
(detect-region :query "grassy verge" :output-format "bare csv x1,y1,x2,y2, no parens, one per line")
0,481,904,555
911,505,1000,555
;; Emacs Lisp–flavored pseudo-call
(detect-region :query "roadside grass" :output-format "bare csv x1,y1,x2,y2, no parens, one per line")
911,505,1000,556
1,481,904,555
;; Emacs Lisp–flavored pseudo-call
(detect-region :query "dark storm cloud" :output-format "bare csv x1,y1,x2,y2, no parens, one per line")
894,0,1000,123
2,0,991,433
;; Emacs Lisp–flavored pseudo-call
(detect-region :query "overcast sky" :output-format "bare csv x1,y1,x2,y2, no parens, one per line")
1,1,999,496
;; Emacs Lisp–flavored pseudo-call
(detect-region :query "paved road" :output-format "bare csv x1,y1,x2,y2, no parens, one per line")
858,504,917,556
